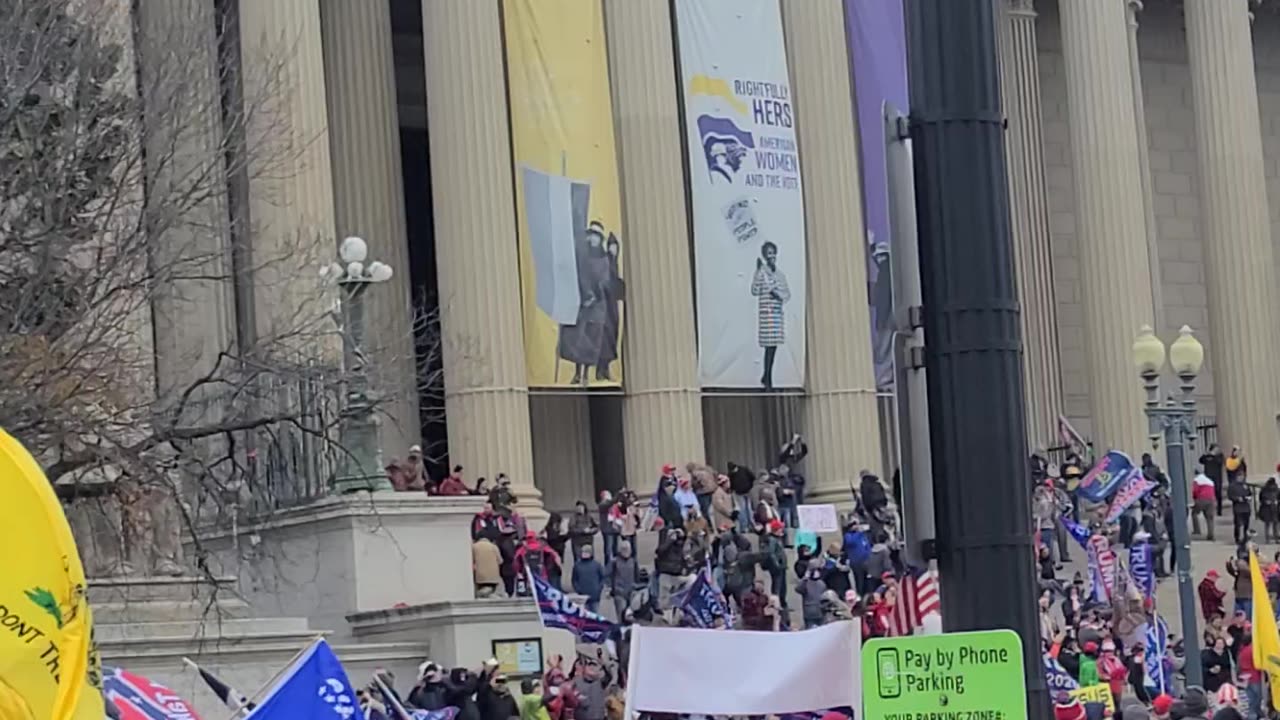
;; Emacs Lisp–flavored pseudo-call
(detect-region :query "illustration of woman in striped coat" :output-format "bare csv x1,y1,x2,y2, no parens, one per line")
751,240,790,389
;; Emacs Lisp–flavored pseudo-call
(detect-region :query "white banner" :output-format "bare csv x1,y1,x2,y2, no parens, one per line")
624,622,861,716
675,0,807,389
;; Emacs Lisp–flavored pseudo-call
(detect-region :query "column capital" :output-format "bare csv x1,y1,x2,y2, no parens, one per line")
1127,0,1144,28
1008,0,1036,18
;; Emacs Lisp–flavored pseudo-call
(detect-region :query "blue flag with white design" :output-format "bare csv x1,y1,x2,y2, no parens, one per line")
1060,514,1091,549
529,569,615,644
246,638,360,720
1044,655,1079,693
1144,614,1170,693
1076,450,1136,503
675,566,731,628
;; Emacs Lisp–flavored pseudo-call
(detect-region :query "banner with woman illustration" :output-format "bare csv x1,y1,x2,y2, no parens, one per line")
675,0,807,389
504,0,625,388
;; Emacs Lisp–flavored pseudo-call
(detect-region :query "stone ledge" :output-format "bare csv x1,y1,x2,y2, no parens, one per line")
346,597,578,634
196,494,486,541
100,628,323,664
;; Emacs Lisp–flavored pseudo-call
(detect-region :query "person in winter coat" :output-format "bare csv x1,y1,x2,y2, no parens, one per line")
1200,569,1226,620
710,475,736,532
726,461,756,532
1077,642,1100,687
654,528,689,611
1259,476,1280,542
760,520,789,609
544,513,569,561
1201,636,1233,693
1226,446,1248,485
859,471,888,516
409,664,449,711
474,536,503,598
687,461,719,520
843,517,873,594
1226,556,1253,616
821,543,853,599
597,491,619,563
446,668,482,720
723,532,760,605
1193,468,1218,540
741,579,772,631
606,542,641,620
656,478,684,533
865,531,895,583
1228,476,1252,546
1171,685,1210,720
819,589,853,625
672,477,700,519
478,672,520,720
515,532,562,588
568,502,599,558
571,545,607,613
571,660,609,720
1201,444,1226,515
796,561,828,628
518,679,551,720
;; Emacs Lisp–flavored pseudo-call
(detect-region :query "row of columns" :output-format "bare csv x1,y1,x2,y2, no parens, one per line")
217,0,883,510
1002,0,1278,463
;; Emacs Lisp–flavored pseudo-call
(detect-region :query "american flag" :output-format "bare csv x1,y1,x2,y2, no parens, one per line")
885,566,940,636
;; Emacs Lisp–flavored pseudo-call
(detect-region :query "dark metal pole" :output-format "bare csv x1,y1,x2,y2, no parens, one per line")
904,2,1048,719
1143,370,1203,687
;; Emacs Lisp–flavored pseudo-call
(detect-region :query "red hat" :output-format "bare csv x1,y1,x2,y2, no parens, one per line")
1053,698,1086,720
1206,569,1220,580
1151,694,1173,716
880,571,896,580
661,463,677,475
1082,641,1099,654
767,518,785,533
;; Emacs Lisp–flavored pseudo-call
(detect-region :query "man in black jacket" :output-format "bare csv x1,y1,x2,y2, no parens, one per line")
1200,444,1225,516
727,461,756,532
654,528,689,615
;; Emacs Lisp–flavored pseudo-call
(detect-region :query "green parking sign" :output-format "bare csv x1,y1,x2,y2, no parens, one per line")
862,630,1027,720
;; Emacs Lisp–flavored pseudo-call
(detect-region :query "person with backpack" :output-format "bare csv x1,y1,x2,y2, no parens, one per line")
514,531,561,593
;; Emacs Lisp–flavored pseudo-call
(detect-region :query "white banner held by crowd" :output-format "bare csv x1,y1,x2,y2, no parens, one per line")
624,622,861,717
797,504,840,533
675,0,807,389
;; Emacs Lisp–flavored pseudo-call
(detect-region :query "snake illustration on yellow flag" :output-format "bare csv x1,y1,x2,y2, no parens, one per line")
0,429,104,719
1250,551,1280,709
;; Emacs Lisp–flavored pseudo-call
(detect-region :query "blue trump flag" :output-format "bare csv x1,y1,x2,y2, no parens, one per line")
246,638,360,720
1144,614,1171,693
1043,655,1079,693
1130,542,1155,599
529,569,615,644
675,567,730,628
1060,514,1092,549
1076,451,1135,503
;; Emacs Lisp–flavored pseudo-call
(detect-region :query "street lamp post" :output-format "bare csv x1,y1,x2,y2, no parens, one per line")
321,236,396,494
1132,324,1206,688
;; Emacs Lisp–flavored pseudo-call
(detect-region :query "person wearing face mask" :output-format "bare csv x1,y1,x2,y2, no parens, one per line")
797,559,828,629
571,545,607,613
606,541,640,620
409,663,449,711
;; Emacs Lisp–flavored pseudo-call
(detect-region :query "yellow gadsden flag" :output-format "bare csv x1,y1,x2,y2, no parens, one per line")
0,429,103,720
1250,550,1280,709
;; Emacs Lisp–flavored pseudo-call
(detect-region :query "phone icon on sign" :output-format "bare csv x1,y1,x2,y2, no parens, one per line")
876,648,902,699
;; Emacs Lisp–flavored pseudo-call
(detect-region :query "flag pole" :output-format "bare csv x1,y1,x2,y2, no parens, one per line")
373,674,413,720
528,566,548,630
223,635,324,720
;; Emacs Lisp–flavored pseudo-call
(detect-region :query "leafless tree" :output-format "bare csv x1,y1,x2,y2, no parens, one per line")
0,0,442,580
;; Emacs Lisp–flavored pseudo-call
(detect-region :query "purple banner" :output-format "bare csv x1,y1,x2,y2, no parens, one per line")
846,0,908,391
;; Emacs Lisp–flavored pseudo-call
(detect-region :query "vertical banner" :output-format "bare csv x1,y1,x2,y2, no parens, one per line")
675,0,806,390
846,0,909,391
505,0,625,388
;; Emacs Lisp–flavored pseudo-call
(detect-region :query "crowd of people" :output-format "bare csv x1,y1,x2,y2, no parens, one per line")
1033,441,1280,720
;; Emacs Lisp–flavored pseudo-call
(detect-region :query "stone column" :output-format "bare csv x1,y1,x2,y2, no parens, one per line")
238,0,339,345
1058,0,1155,454
1125,1,1166,338
603,0,706,486
320,0,421,458
421,1,538,506
531,397,595,513
996,0,1064,449
135,0,236,410
1184,0,1280,465
781,0,883,501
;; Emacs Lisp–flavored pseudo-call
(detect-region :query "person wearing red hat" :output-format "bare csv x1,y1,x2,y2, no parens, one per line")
760,517,789,617
1200,569,1226,621
1053,696,1087,720
1151,694,1174,720
513,530,561,588
1078,641,1100,687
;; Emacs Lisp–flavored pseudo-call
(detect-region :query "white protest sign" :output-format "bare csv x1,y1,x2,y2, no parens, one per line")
797,504,839,533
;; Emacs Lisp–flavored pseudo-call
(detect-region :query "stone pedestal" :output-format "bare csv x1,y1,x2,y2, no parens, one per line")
1184,0,1280,466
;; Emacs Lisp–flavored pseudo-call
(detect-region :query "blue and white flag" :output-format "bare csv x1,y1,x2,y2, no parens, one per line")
1044,655,1079,693
529,569,615,644
245,638,360,720
675,566,731,628
1144,614,1170,693
1129,542,1155,599
1060,514,1092,549
1077,450,1136,503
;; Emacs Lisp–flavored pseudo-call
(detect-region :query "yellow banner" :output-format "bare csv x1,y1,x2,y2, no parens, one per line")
504,0,625,388
0,430,103,720
1068,684,1115,714
1250,552,1280,708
